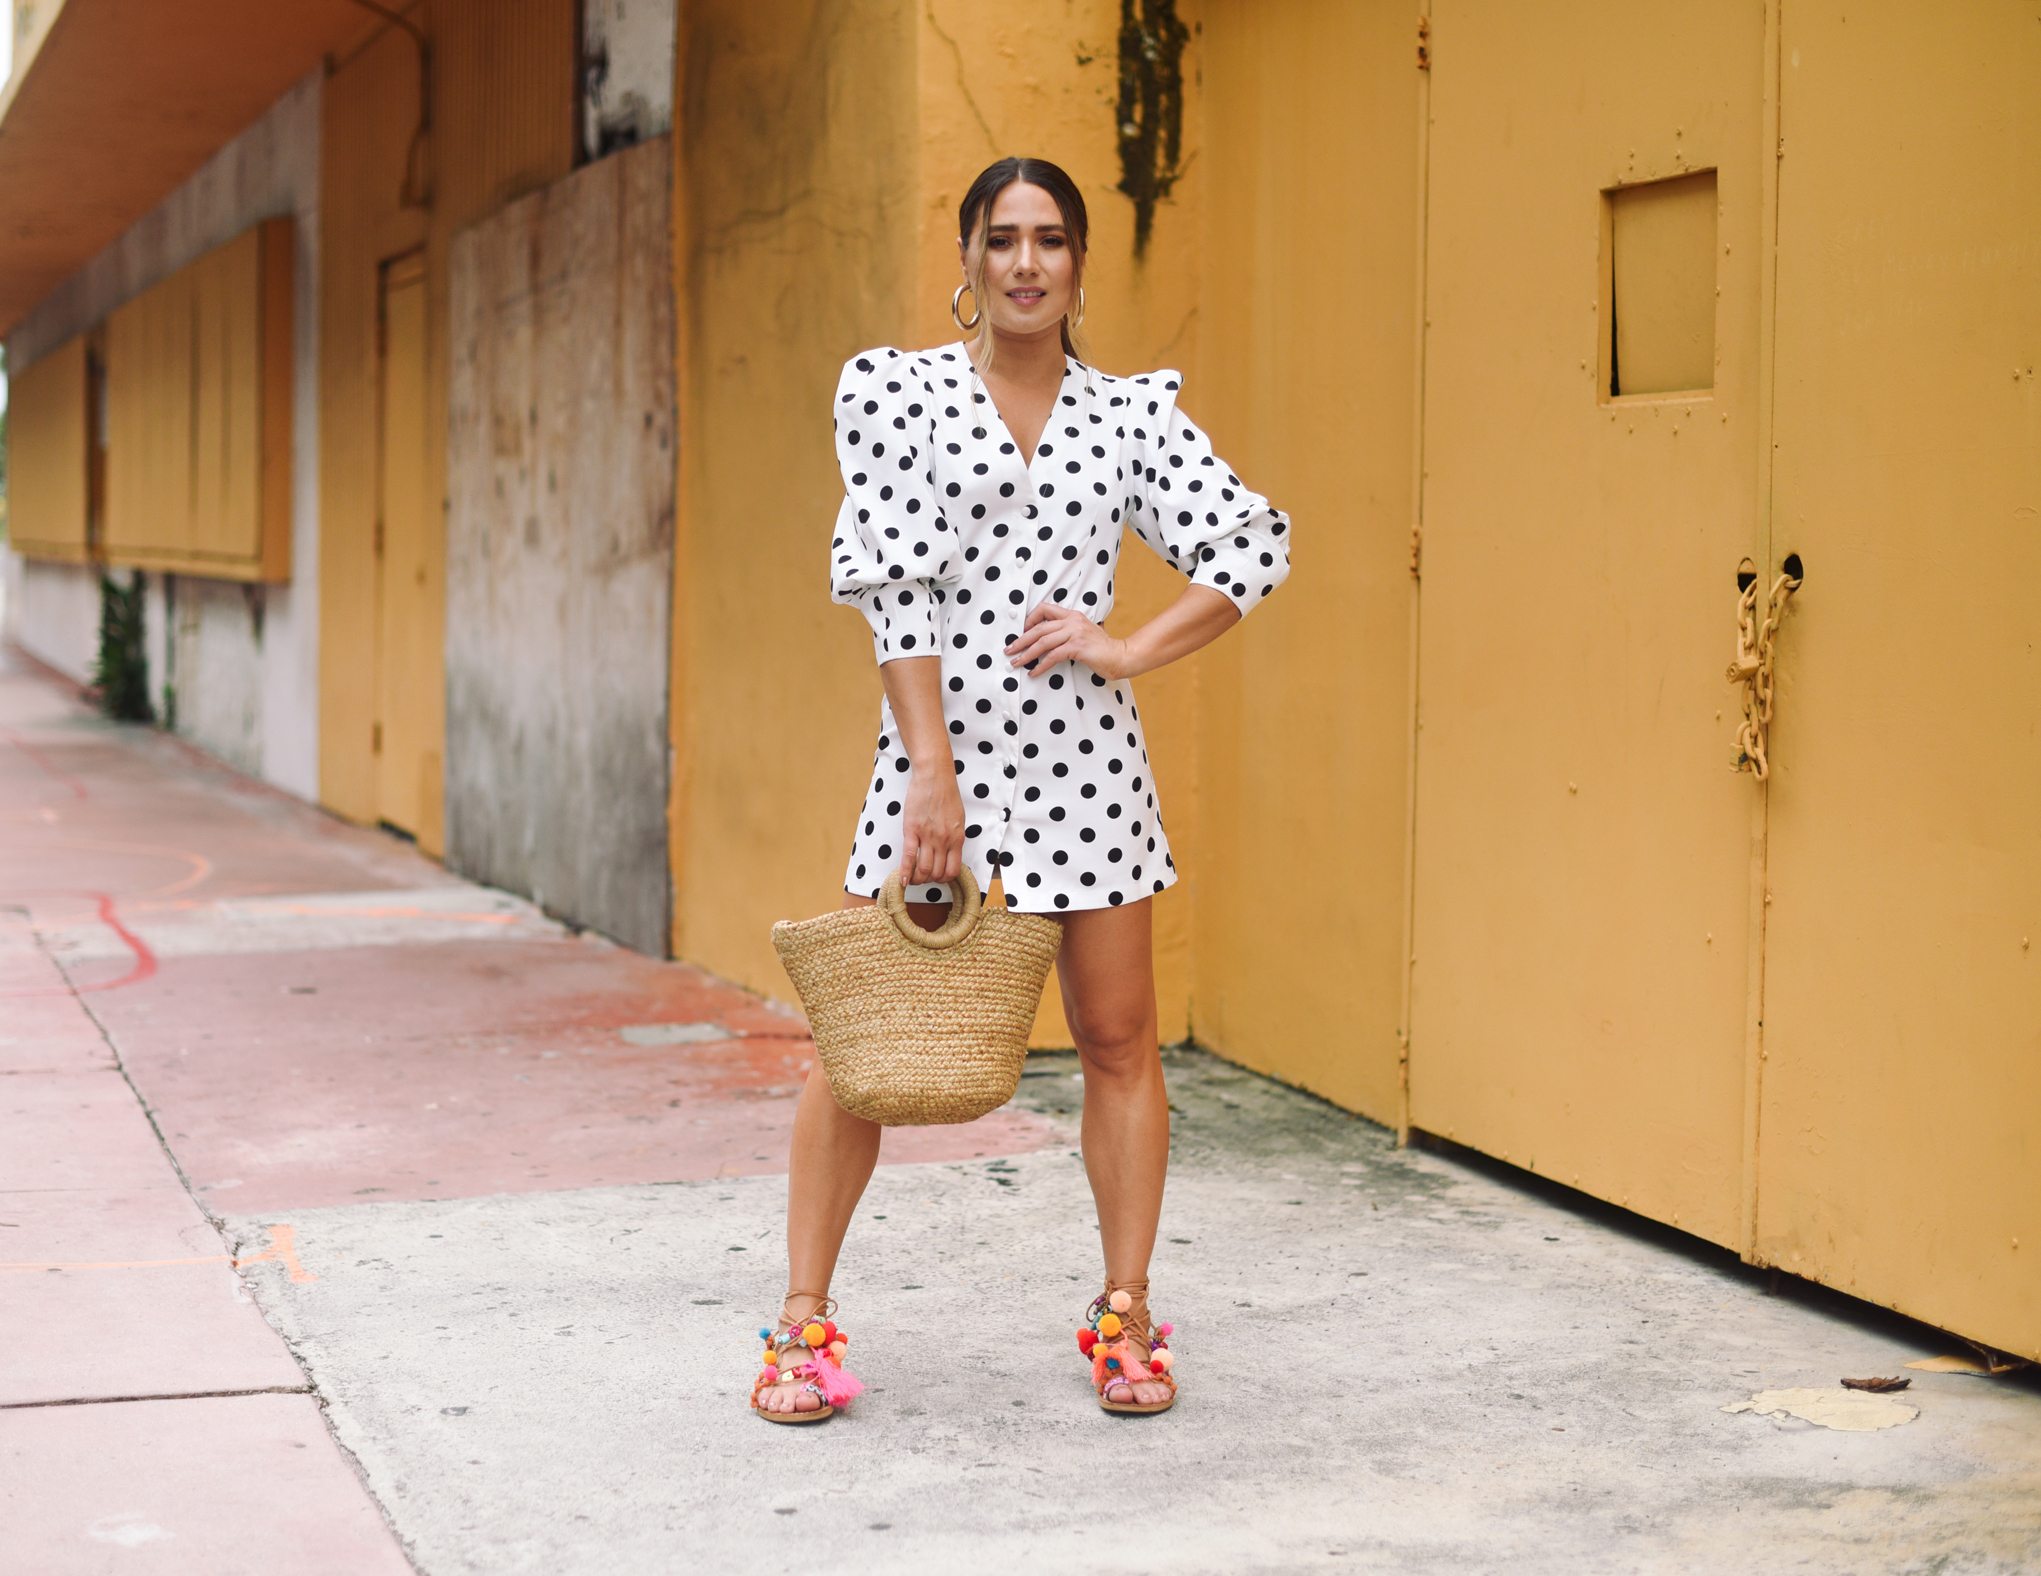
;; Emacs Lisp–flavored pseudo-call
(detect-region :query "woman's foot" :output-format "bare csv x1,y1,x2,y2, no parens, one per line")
753,1293,854,1421
1079,1282,1177,1413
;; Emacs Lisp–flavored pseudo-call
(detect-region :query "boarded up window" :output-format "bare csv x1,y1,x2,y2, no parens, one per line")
7,333,91,561
103,218,293,580
1607,171,1717,396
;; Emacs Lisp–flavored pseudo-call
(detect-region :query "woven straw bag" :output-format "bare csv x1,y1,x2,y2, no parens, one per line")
771,867,1062,1125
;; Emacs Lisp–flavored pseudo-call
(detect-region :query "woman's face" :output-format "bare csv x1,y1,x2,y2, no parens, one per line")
962,181,1079,342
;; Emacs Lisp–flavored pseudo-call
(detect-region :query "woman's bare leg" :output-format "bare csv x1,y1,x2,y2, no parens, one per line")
762,891,947,1415
1057,898,1173,1406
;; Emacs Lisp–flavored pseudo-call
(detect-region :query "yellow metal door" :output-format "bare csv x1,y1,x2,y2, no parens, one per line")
374,252,443,849
1410,1,1771,1246
1757,5,2041,1359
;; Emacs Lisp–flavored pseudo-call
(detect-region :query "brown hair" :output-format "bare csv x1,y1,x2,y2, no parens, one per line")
958,157,1089,368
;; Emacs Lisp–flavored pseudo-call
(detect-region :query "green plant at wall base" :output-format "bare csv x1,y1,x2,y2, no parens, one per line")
94,571,153,722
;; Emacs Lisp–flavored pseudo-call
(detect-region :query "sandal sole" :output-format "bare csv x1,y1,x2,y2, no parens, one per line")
755,1403,835,1424
1099,1397,1176,1414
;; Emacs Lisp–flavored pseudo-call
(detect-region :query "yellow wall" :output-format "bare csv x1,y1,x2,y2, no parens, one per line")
319,0,575,849
1192,1,1420,1122
669,0,924,1008
7,331,89,561
671,0,1221,1045
319,15,429,827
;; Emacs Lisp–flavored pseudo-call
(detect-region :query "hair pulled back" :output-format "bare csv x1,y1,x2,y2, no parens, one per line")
958,157,1089,363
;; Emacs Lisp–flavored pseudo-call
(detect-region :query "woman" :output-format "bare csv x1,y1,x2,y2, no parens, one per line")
753,156,1290,1421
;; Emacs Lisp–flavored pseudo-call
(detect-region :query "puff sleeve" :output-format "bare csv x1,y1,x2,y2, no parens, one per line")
1122,372,1291,616
828,348,956,663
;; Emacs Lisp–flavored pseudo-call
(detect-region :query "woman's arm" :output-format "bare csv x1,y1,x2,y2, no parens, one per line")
880,655,966,884
1001,583,1239,683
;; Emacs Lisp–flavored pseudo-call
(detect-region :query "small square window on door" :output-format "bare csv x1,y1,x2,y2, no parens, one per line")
1602,170,1717,397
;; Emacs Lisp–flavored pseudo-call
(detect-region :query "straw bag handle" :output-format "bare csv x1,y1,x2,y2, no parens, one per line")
878,865,983,949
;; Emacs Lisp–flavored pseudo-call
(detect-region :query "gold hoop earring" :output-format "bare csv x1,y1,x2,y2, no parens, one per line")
1070,286,1085,329
951,284,981,333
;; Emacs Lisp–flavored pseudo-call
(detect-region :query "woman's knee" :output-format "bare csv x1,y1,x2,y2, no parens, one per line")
1069,1007,1158,1075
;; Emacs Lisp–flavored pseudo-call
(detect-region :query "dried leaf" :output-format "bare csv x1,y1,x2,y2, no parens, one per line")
1840,1375,1910,1393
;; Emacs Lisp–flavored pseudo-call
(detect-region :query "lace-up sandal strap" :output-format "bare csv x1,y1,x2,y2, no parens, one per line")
1076,1281,1177,1416
749,1292,863,1424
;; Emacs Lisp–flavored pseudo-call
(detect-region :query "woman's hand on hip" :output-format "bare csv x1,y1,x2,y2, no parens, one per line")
901,757,966,884
1006,604,1129,680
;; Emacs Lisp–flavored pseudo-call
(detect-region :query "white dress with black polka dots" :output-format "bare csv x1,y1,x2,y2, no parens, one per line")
830,344,1291,913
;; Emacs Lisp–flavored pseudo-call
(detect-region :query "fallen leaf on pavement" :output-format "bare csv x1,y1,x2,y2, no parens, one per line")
1840,1376,1910,1392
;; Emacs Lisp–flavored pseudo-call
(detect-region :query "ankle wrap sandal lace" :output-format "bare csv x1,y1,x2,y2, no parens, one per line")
750,1295,863,1424
1076,1281,1177,1415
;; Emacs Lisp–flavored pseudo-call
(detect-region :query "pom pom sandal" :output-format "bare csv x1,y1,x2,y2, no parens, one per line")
750,1294,864,1425
1076,1279,1177,1416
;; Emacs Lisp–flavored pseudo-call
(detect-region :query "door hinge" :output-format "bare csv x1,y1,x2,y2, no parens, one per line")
372,720,383,754
1776,135,1785,159
1409,524,1423,577
1417,17,1431,71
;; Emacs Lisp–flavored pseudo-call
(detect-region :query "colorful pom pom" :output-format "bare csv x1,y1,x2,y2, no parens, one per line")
828,1340,848,1360
834,1330,850,1346
1157,1323,1174,1339
1108,1289,1133,1314
1149,1348,1174,1372
1077,1329,1098,1355
822,1320,838,1342
1097,1312,1123,1339
762,1348,777,1366
758,1326,771,1341
759,1366,778,1385
1105,1355,1120,1369
803,1322,828,1348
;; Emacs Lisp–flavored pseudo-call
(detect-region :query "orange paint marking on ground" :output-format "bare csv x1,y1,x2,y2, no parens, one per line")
0,1224,315,1282
232,1222,317,1282
0,891,158,997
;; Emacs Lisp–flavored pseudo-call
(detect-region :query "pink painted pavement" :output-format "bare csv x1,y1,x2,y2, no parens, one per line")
3,638,1059,1564
0,1394,413,1575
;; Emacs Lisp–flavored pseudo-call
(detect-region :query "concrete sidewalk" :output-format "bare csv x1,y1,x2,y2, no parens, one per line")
5,643,2039,1574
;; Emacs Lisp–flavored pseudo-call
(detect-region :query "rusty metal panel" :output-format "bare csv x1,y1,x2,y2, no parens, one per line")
7,334,92,562
445,137,675,955
1409,0,1769,1247
1759,3,2041,1360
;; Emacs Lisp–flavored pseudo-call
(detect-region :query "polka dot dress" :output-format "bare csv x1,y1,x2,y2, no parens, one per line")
830,344,1291,913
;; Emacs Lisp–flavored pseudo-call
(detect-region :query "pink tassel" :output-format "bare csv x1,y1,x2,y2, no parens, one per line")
810,1354,863,1407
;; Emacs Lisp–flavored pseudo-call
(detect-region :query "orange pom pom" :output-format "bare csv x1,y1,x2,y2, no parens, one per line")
828,1340,848,1361
1108,1290,1133,1314
762,1348,777,1367
1097,1312,1123,1339
803,1322,828,1348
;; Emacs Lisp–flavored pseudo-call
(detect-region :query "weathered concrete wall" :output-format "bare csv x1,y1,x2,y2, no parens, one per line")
3,69,321,798
445,136,676,955
3,558,99,682
581,0,675,160
163,578,268,775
